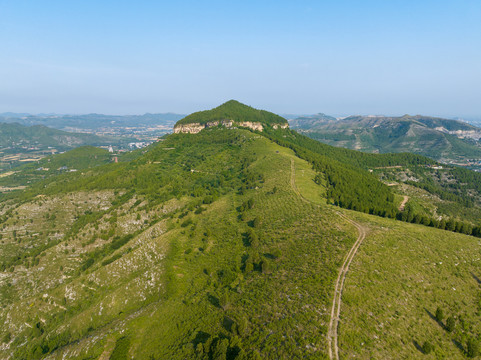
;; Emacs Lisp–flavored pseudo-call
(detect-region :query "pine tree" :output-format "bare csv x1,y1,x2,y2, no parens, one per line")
467,338,479,358
446,317,455,332
422,341,433,354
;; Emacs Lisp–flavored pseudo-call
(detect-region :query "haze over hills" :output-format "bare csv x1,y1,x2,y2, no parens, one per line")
290,114,481,165
0,113,184,135
0,101,480,359
0,123,118,149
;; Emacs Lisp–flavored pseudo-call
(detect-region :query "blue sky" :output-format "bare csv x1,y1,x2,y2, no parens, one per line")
0,0,480,117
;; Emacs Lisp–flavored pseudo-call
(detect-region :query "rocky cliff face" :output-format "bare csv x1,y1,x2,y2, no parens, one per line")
238,122,263,131
173,120,288,134
174,120,233,134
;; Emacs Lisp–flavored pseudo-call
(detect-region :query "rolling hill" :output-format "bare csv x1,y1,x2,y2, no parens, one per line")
0,123,125,150
290,114,481,163
0,102,480,359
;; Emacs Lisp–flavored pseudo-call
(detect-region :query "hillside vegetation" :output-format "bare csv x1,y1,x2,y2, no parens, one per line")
0,146,114,189
264,128,481,237
176,100,288,127
290,114,481,163
0,129,359,359
340,211,481,359
0,106,480,359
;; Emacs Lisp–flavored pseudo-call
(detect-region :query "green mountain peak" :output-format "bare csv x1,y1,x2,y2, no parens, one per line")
174,100,289,133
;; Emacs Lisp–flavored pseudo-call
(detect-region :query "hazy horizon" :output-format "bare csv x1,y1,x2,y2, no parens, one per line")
1,1,480,118
2,109,481,123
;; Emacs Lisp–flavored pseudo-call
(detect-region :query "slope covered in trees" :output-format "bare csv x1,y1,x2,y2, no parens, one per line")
175,100,288,127
0,146,113,189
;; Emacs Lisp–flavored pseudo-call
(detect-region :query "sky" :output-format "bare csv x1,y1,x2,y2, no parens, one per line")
0,0,480,117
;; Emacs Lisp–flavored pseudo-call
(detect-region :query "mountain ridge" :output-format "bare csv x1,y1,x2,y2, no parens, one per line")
290,113,481,162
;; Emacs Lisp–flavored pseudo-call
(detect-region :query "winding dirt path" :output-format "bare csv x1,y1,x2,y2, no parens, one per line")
398,195,409,211
327,213,366,360
290,159,367,360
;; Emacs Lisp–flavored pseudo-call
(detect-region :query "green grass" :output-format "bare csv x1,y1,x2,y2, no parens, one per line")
1,126,480,359
0,129,358,359
339,212,481,359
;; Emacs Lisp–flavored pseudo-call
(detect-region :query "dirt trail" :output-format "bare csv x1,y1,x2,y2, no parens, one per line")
290,159,303,199
290,159,367,360
398,195,409,211
327,212,366,360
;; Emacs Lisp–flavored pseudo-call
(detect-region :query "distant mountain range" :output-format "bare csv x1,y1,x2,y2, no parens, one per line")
0,112,185,131
289,114,481,163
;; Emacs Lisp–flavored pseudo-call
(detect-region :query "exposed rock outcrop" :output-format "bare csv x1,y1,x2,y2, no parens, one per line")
174,120,233,134
174,120,288,134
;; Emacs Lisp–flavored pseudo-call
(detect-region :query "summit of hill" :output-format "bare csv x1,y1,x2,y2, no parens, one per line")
174,100,289,133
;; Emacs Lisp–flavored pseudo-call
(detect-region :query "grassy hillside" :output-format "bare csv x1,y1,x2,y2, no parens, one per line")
0,124,480,359
340,211,481,359
175,100,288,127
263,128,481,235
0,146,114,189
0,129,358,359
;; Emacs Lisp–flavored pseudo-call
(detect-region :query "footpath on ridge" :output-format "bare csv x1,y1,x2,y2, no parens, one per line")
399,195,409,211
290,159,368,360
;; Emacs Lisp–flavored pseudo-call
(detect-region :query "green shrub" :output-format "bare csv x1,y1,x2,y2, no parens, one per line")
422,341,433,354
181,218,193,227
467,338,479,358
446,316,455,332
219,291,230,310
110,336,130,360
110,234,134,250
102,253,122,266
2,332,11,343
261,260,271,274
